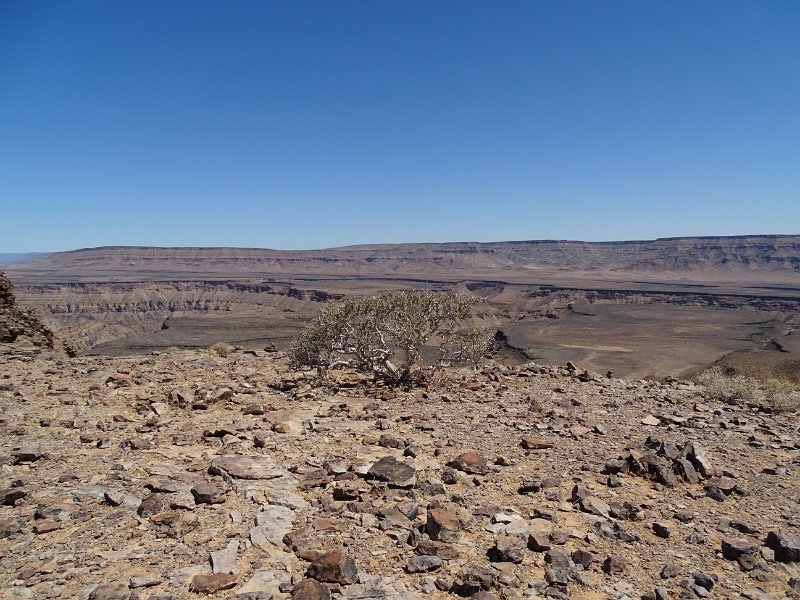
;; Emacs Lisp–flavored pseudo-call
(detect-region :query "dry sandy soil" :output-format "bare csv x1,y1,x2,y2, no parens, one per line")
1,346,799,600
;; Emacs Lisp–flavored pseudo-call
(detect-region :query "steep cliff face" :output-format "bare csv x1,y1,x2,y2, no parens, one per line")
8,280,341,351
0,271,57,352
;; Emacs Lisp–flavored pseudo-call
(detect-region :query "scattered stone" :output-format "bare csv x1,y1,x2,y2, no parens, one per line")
521,436,553,450
33,519,60,534
292,579,331,600
406,555,443,573
251,504,296,547
307,551,358,585
427,508,461,542
191,573,239,593
661,564,680,579
0,516,23,538
449,452,489,475
0,488,27,506
137,495,164,518
765,530,800,563
210,539,239,574
129,576,162,588
653,521,673,538
528,533,552,552
236,569,292,597
488,535,527,563
191,482,225,504
602,556,626,574
722,538,760,561
518,477,541,494
692,572,716,591
209,454,294,482
682,441,715,478
571,549,595,569
88,583,130,600
452,564,496,596
580,496,610,517
378,433,403,448
705,476,740,501
0,322,797,600
366,456,417,488
13,442,43,463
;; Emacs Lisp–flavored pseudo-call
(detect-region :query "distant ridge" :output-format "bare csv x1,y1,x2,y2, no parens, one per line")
6,235,800,286
57,233,800,252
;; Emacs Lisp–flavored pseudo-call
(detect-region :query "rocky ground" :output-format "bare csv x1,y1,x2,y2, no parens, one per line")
1,346,799,600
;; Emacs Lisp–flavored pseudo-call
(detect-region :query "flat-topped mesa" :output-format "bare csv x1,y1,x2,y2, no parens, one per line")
7,235,800,284
0,270,71,355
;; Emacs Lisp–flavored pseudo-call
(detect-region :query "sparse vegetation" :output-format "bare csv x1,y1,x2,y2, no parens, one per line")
289,290,493,385
208,342,232,358
698,366,800,412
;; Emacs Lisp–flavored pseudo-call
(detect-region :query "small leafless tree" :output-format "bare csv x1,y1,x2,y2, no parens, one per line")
289,290,492,385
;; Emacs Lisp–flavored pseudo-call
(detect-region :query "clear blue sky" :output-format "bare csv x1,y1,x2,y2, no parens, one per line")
1,1,798,252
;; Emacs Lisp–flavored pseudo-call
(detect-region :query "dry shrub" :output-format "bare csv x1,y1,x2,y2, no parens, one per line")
208,342,231,358
697,367,759,403
762,379,800,413
698,366,800,413
289,290,492,386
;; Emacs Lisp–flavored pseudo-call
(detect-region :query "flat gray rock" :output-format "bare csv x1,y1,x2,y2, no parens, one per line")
211,539,239,574
210,455,288,480
250,505,297,548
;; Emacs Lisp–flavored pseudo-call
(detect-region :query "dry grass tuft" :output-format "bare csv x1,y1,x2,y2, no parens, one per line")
698,366,800,413
208,342,232,358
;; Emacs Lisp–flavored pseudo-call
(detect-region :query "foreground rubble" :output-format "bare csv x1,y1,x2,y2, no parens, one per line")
1,349,798,600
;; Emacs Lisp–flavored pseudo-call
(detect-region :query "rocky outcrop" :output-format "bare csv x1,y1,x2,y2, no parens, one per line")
5,280,339,352
0,271,58,353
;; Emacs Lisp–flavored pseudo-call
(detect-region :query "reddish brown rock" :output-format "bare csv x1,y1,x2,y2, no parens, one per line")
190,573,239,593
292,579,332,600
307,550,358,585
602,555,627,574
137,495,164,517
521,436,554,450
32,519,60,534
88,583,130,600
427,508,461,543
449,452,489,475
0,488,26,506
191,482,225,504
